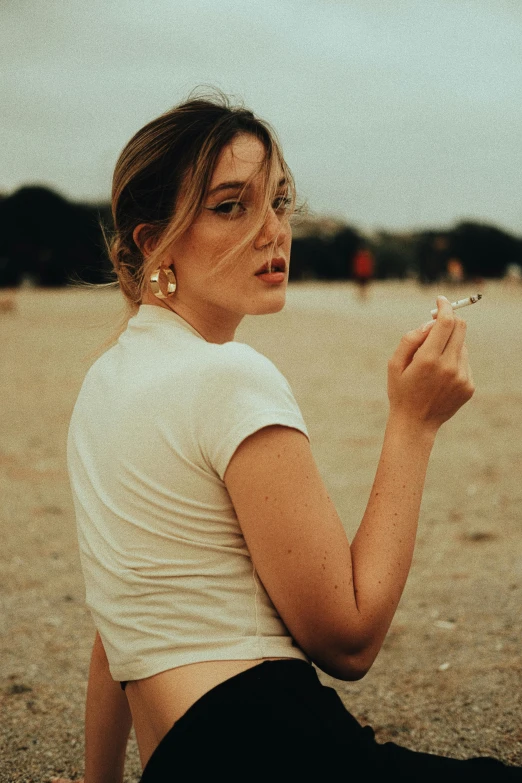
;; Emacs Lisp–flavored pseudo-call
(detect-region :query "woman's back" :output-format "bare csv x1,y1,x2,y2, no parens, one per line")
67,305,310,684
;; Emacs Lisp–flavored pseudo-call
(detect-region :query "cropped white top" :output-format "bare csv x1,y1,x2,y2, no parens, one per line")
67,305,310,681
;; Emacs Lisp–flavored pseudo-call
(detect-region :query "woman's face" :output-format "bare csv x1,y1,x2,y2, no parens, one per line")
143,133,292,341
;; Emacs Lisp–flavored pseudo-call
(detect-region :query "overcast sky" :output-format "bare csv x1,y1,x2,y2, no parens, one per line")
1,0,521,234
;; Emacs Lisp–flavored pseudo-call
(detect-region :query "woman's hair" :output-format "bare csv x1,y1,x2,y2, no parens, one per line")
103,88,297,316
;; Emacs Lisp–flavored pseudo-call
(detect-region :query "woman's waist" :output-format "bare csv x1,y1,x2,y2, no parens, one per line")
125,656,299,759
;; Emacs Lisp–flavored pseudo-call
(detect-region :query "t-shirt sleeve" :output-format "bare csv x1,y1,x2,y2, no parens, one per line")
194,342,309,481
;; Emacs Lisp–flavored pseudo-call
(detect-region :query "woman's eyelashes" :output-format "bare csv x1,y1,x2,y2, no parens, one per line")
273,195,292,212
209,200,246,217
207,195,292,218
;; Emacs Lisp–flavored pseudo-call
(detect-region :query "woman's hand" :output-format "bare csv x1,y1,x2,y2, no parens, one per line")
387,295,475,431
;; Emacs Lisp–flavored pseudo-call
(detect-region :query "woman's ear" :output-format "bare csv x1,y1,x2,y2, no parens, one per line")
132,224,159,257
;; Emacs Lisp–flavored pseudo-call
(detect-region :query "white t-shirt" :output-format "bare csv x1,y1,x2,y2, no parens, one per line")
67,305,310,681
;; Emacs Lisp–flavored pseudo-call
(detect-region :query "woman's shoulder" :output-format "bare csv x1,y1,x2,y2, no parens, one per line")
193,341,307,479
200,340,288,389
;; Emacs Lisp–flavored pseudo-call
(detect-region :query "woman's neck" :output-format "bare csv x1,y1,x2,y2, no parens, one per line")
140,295,242,345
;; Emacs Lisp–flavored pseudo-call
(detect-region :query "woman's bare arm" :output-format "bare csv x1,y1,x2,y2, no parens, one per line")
224,297,474,680
83,632,132,783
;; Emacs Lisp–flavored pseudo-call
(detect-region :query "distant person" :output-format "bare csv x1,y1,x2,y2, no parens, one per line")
64,92,521,781
0,289,16,312
352,246,375,298
446,257,464,285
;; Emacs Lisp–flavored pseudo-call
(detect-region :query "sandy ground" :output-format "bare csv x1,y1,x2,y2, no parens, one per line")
0,281,521,781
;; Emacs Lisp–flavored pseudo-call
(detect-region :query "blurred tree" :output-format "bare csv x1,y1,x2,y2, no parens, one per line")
0,186,113,287
369,232,416,279
414,231,450,284
1,188,520,286
332,226,361,279
289,221,361,281
448,221,522,279
289,236,327,280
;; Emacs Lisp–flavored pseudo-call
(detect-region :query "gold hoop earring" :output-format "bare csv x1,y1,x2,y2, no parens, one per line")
150,267,177,299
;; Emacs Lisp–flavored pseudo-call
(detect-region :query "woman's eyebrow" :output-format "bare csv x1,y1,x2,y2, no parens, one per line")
207,177,287,197
207,180,246,196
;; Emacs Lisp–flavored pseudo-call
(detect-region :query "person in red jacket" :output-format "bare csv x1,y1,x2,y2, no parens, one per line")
352,246,375,299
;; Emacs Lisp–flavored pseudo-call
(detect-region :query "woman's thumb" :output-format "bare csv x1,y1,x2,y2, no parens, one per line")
393,320,435,372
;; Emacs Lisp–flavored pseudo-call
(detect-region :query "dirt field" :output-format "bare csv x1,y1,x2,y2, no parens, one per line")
1,281,521,781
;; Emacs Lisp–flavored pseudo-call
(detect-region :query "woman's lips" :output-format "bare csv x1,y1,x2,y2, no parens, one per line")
255,257,286,275
255,272,286,284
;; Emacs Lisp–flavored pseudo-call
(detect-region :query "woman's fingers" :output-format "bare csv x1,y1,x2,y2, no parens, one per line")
457,343,475,396
419,296,456,357
441,316,467,362
389,322,433,373
392,297,457,376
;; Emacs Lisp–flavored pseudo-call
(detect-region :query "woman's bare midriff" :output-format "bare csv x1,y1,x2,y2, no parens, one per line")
125,656,295,768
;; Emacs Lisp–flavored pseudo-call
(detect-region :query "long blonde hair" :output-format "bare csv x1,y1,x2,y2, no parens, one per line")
102,89,297,321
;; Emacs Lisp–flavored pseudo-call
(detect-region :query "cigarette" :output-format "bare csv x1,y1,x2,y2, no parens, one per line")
430,293,482,318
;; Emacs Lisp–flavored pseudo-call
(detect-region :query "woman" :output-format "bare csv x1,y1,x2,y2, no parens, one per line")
66,93,520,781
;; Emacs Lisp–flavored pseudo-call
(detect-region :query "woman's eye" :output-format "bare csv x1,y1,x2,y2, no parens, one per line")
207,196,291,218
273,196,292,213
209,200,246,217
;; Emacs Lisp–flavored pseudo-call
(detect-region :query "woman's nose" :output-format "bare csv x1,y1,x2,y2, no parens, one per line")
254,208,288,249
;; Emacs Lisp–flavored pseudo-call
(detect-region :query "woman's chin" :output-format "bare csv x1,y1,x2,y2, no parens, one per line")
250,291,286,315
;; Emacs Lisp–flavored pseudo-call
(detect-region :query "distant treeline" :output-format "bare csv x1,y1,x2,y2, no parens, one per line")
0,185,521,287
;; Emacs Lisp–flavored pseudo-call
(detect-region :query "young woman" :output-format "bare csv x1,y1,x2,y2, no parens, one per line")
66,93,521,782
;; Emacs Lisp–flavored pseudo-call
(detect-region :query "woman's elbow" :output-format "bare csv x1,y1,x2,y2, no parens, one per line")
333,654,374,681
299,617,384,681
339,657,373,681
313,646,377,681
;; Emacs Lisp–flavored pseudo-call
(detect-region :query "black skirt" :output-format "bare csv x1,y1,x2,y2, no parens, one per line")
140,659,521,781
